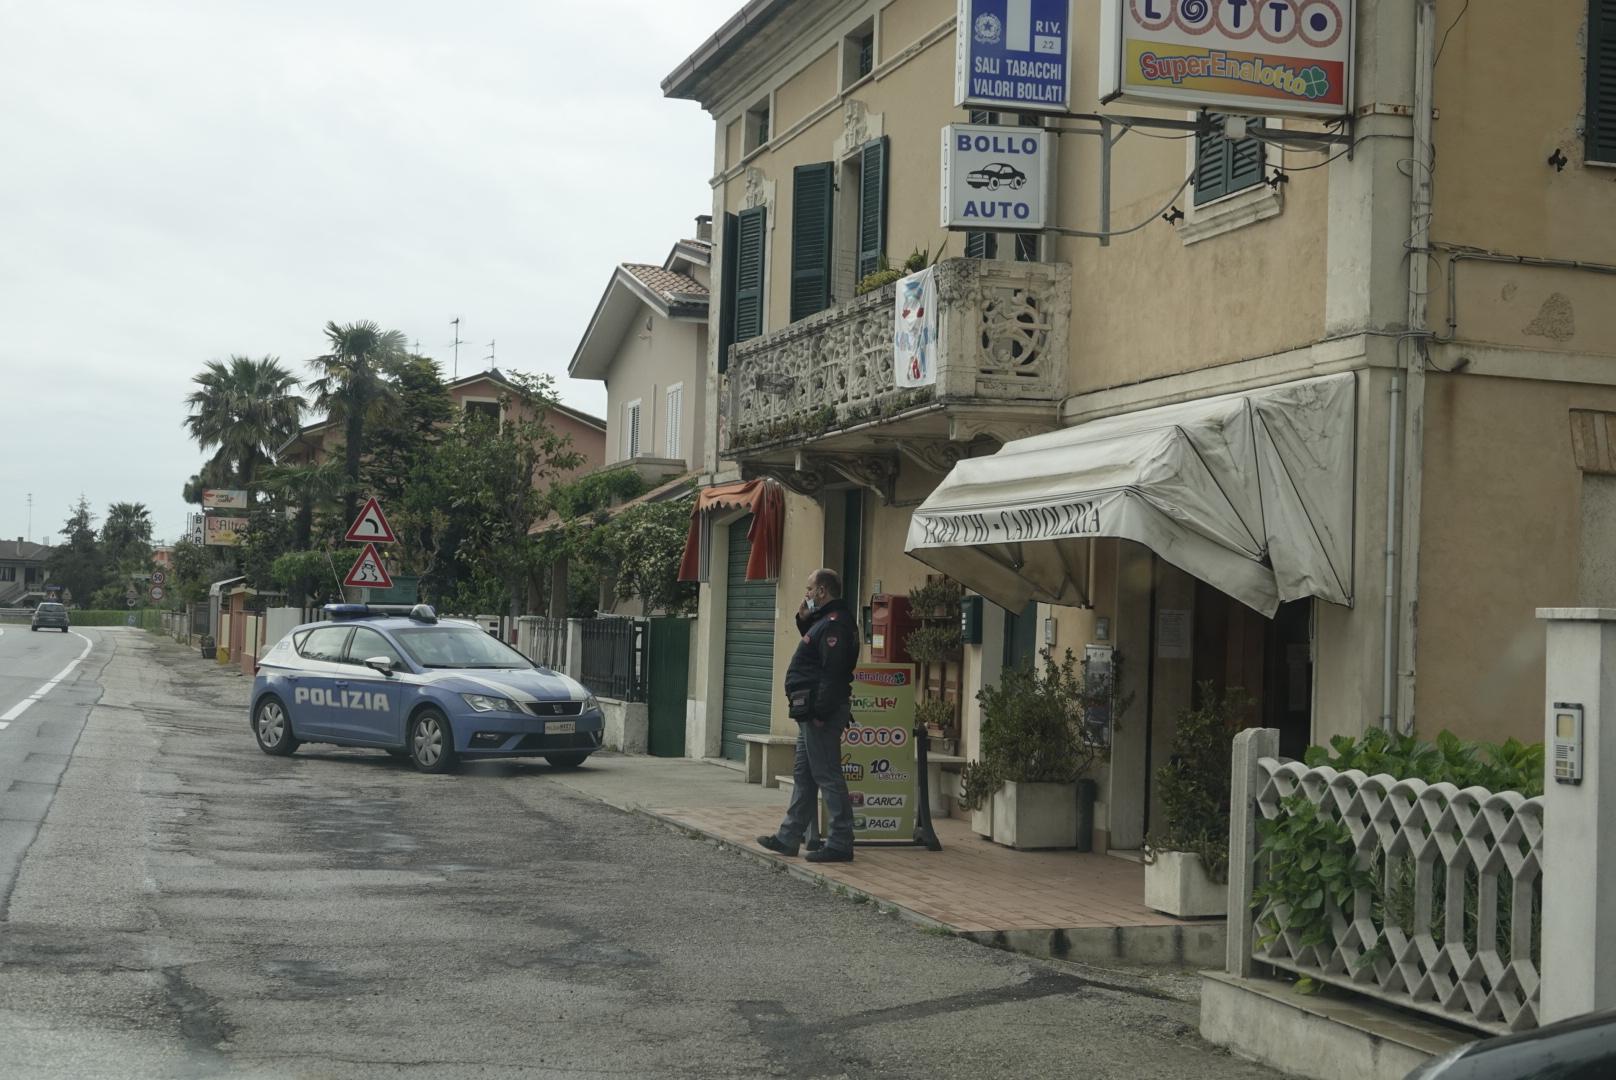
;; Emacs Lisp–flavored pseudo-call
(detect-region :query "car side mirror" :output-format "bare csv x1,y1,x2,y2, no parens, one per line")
363,656,395,676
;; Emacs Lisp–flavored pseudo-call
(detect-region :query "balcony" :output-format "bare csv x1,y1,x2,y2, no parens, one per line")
722,258,1071,500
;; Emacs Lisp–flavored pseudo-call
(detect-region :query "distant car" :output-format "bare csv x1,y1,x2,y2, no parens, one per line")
1403,1007,1616,1078
965,162,1027,190
31,602,69,632
249,604,604,773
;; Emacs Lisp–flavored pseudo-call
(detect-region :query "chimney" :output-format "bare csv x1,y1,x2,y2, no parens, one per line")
695,214,713,241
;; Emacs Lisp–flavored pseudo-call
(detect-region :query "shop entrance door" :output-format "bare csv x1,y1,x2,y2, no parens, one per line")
1192,583,1312,759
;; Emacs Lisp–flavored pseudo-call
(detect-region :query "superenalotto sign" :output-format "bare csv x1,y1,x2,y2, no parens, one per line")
940,124,1052,231
1100,0,1354,118
955,0,1075,113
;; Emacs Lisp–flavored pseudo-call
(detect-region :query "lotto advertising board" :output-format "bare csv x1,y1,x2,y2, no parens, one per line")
842,663,918,842
1100,0,1354,118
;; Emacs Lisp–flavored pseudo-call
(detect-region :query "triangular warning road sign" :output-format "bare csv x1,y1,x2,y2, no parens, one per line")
345,496,397,543
342,544,395,590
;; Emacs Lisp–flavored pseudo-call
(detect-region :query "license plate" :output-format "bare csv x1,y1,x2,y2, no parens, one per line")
547,721,576,734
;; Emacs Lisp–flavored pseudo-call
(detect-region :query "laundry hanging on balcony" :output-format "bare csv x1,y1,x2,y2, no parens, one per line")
893,266,938,388
904,373,1357,617
678,477,785,583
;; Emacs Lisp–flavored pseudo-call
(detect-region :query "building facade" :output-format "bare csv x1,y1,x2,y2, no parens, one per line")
665,0,1616,851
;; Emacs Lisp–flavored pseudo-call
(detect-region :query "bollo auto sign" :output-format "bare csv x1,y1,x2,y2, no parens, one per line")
940,124,1052,231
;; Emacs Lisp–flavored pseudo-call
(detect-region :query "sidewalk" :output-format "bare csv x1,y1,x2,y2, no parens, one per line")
545,753,1225,968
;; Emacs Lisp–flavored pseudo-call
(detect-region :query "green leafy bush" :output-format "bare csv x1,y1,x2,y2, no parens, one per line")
1303,728,1544,798
914,697,956,733
970,648,1113,794
1146,683,1250,883
904,624,961,664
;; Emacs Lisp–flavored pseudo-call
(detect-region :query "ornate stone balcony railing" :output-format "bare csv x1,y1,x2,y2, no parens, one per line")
723,257,1071,455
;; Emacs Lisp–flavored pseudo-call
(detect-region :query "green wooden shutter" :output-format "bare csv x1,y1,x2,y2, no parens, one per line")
1590,1,1616,163
790,162,834,321
721,515,776,760
718,213,739,373
1194,114,1264,207
734,206,766,343
857,137,889,280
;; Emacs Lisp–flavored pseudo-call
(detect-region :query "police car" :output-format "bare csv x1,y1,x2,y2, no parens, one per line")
249,603,604,773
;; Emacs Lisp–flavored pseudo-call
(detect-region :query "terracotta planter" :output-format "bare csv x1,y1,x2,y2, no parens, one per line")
990,781,1078,850
1144,850,1226,918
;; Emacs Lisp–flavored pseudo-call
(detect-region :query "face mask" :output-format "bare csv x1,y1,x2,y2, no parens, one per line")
804,597,816,612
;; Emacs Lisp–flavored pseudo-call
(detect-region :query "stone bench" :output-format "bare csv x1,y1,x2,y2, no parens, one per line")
739,733,797,787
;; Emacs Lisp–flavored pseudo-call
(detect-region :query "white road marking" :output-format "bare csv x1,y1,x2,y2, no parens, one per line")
0,630,95,727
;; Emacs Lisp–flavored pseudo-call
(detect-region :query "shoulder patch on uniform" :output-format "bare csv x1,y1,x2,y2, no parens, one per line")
827,635,839,648
827,612,840,620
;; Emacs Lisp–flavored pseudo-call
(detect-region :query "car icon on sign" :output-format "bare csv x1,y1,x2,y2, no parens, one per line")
965,162,1027,190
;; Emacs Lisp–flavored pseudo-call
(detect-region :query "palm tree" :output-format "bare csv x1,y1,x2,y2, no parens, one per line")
307,321,408,526
101,502,153,565
259,461,344,605
183,356,305,497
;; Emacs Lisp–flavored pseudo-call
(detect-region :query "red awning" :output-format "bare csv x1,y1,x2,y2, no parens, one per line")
677,478,784,583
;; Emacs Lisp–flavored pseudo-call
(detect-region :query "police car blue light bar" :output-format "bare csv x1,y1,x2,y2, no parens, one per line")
320,603,438,623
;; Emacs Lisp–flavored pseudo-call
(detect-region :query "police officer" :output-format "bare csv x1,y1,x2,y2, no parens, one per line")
758,568,861,863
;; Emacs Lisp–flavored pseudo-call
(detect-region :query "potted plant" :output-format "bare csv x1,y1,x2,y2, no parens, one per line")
969,648,1117,849
1143,682,1249,917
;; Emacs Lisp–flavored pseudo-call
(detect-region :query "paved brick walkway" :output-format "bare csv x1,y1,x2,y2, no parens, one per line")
655,803,1194,935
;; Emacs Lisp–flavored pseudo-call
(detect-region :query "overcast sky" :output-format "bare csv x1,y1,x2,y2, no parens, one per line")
0,0,737,546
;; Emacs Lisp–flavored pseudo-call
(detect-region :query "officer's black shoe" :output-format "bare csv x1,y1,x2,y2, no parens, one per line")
756,835,798,857
805,847,854,863
805,837,824,852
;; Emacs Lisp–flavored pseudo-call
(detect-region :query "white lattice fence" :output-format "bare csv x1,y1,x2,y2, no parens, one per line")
1247,758,1544,1034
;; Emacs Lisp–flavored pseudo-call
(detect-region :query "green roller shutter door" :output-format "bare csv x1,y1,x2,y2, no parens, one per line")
722,514,776,760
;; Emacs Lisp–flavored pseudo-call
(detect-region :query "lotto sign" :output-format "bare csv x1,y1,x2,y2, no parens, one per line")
940,124,1052,231
342,544,394,589
840,663,918,842
1099,0,1354,118
954,0,1075,113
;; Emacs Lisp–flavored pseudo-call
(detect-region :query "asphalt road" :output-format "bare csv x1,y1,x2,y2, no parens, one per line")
0,628,1284,1079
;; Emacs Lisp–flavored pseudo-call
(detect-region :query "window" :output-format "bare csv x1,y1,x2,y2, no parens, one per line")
347,627,404,666
791,162,835,321
1193,113,1266,207
665,384,683,459
1590,1,1616,164
298,626,352,662
463,399,500,422
842,19,875,88
0,566,14,582
745,98,771,154
623,399,642,460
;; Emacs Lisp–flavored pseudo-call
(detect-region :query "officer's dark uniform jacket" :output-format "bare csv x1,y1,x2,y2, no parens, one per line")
783,598,861,720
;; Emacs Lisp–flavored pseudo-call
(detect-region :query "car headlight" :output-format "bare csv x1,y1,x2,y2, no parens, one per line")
583,695,601,714
461,693,516,713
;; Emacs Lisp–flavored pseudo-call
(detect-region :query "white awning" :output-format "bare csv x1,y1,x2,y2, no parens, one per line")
904,373,1356,617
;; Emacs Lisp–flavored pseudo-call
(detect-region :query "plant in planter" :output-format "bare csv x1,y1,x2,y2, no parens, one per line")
1143,682,1250,917
971,647,1116,849
913,697,956,740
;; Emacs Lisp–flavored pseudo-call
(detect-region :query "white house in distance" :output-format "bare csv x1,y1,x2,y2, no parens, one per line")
568,218,711,481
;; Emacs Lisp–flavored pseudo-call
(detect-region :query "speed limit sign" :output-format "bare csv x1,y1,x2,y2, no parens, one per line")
151,569,167,586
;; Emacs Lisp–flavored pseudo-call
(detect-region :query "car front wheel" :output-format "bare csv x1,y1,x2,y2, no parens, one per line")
545,752,591,769
253,695,300,756
987,178,999,190
409,708,458,773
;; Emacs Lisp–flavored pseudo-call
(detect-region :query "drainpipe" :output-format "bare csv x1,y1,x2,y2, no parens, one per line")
1381,1,1437,732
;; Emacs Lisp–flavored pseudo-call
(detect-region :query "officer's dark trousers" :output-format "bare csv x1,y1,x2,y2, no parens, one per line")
774,711,853,854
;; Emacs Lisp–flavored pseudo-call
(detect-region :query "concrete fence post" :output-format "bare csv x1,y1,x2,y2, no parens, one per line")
1538,608,1616,1023
1226,726,1280,977
565,618,586,683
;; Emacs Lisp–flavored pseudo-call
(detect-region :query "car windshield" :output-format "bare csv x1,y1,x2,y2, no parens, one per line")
392,626,533,669
39,604,63,612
